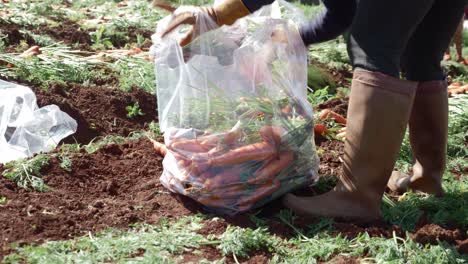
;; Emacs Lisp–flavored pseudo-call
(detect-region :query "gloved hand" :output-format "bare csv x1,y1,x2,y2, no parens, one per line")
153,0,250,46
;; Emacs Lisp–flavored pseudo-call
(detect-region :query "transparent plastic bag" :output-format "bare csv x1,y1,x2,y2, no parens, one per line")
153,1,319,215
0,80,77,163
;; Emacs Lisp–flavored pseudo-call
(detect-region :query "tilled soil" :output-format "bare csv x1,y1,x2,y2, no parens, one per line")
0,19,92,51
0,19,154,51
33,83,157,144
1,137,466,260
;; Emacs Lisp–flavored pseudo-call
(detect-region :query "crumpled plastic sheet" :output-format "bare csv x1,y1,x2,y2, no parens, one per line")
0,80,77,163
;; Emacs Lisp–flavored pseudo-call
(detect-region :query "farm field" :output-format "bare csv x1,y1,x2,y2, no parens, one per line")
0,1,467,263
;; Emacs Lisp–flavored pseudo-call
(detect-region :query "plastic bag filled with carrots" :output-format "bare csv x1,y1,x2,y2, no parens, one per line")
152,1,320,215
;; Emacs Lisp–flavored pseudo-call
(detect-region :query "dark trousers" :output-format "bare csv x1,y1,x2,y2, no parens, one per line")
347,0,468,81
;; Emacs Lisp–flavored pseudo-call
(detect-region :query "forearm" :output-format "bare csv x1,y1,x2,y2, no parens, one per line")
299,0,356,46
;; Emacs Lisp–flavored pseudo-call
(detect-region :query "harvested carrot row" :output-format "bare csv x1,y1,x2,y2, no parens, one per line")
208,142,276,166
248,151,293,184
238,179,281,211
319,109,347,125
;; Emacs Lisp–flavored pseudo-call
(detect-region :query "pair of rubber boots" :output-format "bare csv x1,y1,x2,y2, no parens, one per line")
284,69,447,220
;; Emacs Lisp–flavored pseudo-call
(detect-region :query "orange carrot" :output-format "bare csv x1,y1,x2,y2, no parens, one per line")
203,175,224,191
281,105,292,115
238,179,281,211
170,140,211,153
208,142,276,166
313,123,328,135
319,109,347,125
248,152,293,184
448,87,465,95
19,45,41,58
259,126,285,146
151,0,176,12
198,194,236,208
188,161,209,175
449,82,462,87
216,165,243,185
149,138,167,156
463,84,468,92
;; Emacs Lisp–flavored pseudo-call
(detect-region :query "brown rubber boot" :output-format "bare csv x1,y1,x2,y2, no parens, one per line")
387,81,447,197
283,70,417,221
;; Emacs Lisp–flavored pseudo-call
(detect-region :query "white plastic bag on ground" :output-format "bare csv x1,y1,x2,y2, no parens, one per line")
153,1,319,215
0,80,77,163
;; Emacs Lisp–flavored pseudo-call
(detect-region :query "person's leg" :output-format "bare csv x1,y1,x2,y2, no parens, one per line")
454,15,466,63
284,0,434,220
388,0,468,196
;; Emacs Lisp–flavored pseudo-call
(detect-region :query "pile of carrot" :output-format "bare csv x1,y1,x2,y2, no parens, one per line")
161,125,293,211
448,82,468,97
154,95,319,214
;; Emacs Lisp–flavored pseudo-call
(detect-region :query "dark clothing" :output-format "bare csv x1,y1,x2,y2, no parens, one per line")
349,0,468,81
243,0,468,81
242,0,356,45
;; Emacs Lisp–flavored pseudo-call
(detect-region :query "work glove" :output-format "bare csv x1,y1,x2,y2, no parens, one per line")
153,0,250,46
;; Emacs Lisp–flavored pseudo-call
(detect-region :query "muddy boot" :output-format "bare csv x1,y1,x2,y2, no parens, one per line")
387,81,447,197
283,70,417,220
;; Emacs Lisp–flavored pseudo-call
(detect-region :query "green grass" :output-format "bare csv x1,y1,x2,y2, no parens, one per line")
2,154,50,192
5,215,466,263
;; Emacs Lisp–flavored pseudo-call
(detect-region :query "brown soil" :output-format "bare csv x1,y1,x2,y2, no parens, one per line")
317,140,344,178
0,19,153,52
0,139,202,257
33,83,157,144
0,19,92,51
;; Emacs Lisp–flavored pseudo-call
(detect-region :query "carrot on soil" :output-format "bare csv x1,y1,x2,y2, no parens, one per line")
149,138,167,156
313,123,328,135
319,109,347,125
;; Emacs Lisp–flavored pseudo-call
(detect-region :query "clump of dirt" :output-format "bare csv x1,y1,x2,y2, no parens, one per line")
413,224,466,247
33,83,157,144
39,19,92,50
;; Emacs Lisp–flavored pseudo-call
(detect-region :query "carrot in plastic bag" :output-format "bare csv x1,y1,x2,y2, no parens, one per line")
248,151,293,184
198,194,237,208
200,123,242,147
170,140,211,153
238,179,281,211
259,126,285,146
208,142,275,166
